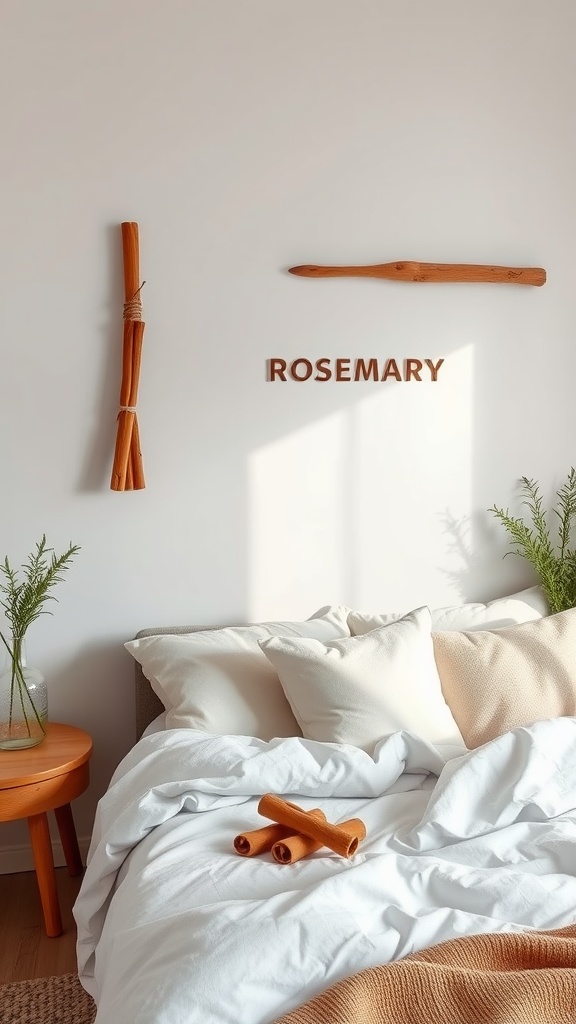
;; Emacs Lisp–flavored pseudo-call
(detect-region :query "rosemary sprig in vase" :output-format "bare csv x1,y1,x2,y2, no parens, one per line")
489,469,576,614
0,535,80,749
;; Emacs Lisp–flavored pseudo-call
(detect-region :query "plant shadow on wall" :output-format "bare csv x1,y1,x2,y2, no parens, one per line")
437,509,493,600
77,225,127,493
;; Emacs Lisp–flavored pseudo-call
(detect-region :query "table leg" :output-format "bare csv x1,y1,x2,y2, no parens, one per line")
27,812,63,938
54,802,83,876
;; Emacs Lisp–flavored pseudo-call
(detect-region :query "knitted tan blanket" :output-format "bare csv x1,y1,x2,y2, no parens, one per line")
275,924,576,1024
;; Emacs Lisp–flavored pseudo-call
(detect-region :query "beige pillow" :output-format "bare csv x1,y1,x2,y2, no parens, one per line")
432,609,576,748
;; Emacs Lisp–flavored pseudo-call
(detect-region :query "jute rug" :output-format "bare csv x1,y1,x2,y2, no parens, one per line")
0,972,96,1024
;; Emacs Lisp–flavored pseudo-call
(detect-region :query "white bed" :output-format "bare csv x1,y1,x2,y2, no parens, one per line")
73,591,576,1023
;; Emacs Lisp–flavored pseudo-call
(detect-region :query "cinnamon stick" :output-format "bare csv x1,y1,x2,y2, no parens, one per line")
258,794,363,858
129,321,145,406
234,809,326,857
130,416,145,489
122,222,140,298
272,817,366,864
110,410,135,490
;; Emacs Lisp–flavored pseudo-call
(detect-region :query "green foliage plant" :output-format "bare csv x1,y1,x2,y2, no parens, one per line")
489,469,576,614
0,535,80,737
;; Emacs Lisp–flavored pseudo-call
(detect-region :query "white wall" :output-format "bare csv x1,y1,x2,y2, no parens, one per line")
1,0,575,863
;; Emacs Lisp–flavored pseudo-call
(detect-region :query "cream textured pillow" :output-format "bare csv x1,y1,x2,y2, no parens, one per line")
125,606,350,741
433,608,576,749
260,607,464,754
348,586,549,635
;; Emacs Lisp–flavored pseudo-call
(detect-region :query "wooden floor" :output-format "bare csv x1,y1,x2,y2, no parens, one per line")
0,868,82,982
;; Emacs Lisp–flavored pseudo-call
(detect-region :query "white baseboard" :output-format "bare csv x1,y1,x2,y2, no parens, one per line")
0,836,92,875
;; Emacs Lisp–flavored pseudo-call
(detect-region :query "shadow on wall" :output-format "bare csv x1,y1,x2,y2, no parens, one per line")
54,636,136,789
438,508,538,603
77,224,126,493
439,509,493,601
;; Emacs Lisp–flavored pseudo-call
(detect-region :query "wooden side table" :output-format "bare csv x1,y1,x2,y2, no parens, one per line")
0,722,92,937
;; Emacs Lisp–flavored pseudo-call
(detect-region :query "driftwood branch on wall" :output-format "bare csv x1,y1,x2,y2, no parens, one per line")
288,261,546,286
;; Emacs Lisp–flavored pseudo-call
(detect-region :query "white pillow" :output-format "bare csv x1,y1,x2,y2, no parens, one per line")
125,606,350,741
259,607,464,754
348,586,549,636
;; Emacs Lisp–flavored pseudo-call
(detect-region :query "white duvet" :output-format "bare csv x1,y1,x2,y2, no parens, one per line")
75,718,576,1024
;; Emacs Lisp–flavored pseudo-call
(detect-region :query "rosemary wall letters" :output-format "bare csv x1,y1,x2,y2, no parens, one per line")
267,357,444,383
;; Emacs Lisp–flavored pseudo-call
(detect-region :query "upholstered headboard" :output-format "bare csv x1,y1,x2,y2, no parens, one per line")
134,624,228,740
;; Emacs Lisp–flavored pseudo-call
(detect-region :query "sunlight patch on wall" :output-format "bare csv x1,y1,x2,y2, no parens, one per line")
247,411,348,621
351,345,474,611
247,345,473,621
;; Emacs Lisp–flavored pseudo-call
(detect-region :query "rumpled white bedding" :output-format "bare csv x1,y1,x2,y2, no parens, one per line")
74,718,576,1024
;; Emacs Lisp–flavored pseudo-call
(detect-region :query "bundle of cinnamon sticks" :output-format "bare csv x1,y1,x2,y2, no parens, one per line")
233,794,366,865
110,221,146,491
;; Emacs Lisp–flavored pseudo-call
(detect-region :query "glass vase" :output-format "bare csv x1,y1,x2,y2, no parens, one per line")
0,635,47,749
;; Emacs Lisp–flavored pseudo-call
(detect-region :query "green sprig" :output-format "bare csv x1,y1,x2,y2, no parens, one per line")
0,535,80,643
489,470,576,614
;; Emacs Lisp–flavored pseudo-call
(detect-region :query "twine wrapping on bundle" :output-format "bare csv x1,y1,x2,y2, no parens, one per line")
123,286,144,323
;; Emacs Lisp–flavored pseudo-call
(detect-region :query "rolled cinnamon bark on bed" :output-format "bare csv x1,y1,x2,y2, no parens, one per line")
272,817,366,865
234,809,326,856
258,794,364,858
234,823,294,857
